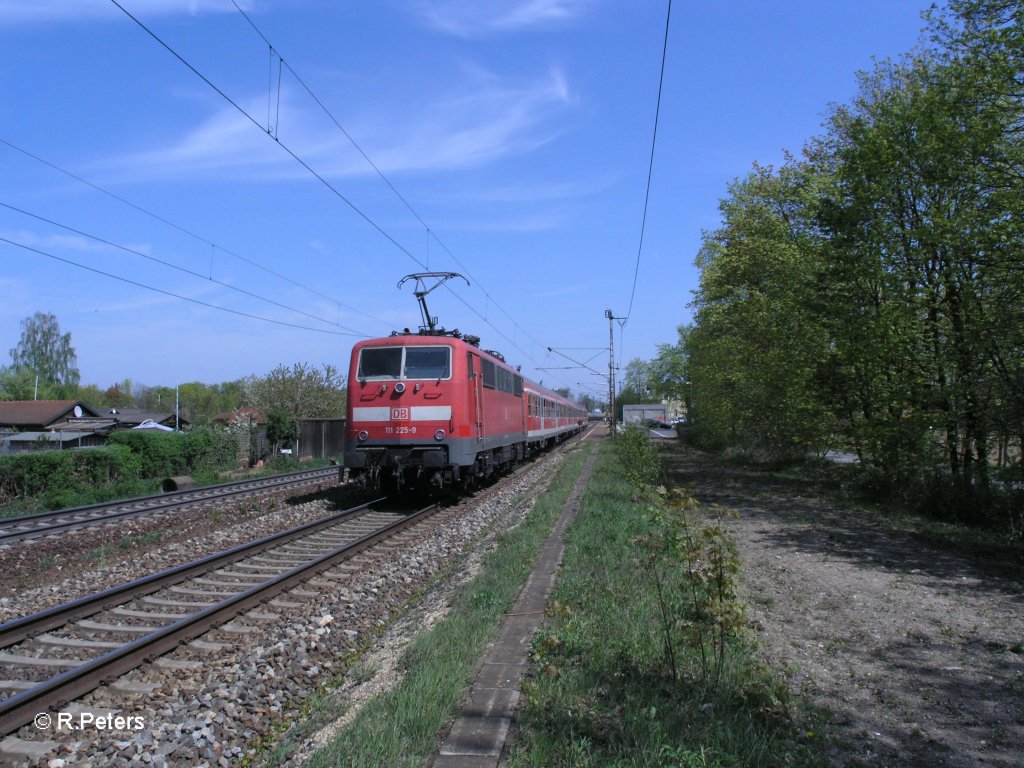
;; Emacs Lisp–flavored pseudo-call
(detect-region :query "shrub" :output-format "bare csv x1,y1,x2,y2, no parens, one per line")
108,430,186,479
0,445,142,505
108,427,239,480
614,424,661,487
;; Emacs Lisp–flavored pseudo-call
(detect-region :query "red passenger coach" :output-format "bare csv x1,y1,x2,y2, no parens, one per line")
343,330,585,495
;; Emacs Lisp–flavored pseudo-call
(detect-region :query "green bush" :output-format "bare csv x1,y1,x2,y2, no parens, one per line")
1,428,240,513
614,424,661,487
107,430,186,479
108,428,238,479
0,444,142,505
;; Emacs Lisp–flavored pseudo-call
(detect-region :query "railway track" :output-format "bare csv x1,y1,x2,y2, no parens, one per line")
0,466,340,545
0,496,439,736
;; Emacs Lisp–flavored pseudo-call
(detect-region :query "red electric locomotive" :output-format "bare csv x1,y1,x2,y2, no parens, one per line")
342,273,586,495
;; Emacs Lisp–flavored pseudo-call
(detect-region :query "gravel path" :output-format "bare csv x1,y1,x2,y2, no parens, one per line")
661,445,1024,768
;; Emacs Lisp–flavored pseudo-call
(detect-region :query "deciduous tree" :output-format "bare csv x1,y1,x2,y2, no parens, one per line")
242,362,346,419
9,312,80,394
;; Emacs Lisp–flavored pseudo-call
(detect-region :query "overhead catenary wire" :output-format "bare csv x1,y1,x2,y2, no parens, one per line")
108,0,583,392
226,0,555,369
0,236,363,337
109,0,430,275
623,0,672,325
0,136,391,331
0,201,371,337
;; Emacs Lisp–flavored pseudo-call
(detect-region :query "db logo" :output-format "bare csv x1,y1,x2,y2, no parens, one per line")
391,408,410,420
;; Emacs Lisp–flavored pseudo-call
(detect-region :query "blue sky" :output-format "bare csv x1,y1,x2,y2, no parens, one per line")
1,0,931,400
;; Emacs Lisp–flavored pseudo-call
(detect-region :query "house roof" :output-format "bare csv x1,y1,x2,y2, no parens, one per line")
0,400,99,428
4,430,95,443
106,408,186,427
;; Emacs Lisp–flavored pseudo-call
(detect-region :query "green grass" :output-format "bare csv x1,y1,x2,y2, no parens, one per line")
258,444,593,768
506,443,825,768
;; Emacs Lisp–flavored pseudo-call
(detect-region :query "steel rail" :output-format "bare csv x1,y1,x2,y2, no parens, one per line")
0,498,437,736
0,466,339,544
0,496,384,649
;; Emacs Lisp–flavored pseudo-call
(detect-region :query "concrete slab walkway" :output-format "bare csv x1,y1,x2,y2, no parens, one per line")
428,436,601,767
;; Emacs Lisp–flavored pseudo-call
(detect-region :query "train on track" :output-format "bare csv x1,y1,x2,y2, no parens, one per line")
343,273,586,495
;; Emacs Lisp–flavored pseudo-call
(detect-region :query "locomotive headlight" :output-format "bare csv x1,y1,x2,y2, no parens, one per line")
434,429,446,441
358,430,369,441
394,382,406,394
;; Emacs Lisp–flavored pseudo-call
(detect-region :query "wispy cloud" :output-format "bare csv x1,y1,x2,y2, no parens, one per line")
364,66,574,173
0,228,121,255
98,66,576,181
0,0,249,25
417,0,590,38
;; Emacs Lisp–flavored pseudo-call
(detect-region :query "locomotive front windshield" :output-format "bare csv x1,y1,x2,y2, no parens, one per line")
358,346,451,380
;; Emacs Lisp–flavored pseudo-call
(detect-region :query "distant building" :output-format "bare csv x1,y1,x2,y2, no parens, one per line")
622,403,669,425
0,400,99,431
0,401,193,454
0,400,104,454
101,407,187,430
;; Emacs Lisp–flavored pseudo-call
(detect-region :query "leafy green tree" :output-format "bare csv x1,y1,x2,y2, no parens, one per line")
135,385,177,413
688,161,833,459
648,325,692,414
266,409,299,455
928,0,1024,476
678,2,1023,526
75,383,105,410
103,380,133,409
0,365,54,401
818,48,1021,506
9,312,80,395
242,362,346,419
623,358,654,399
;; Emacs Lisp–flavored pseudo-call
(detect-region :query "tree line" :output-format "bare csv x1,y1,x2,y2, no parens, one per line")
2,312,347,422
647,1,1023,527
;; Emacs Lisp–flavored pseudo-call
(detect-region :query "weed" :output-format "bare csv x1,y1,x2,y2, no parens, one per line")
87,543,114,562
119,530,163,549
636,487,744,694
349,661,378,686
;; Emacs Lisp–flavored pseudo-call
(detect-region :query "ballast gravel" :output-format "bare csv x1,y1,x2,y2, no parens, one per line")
2,452,567,767
0,488,344,623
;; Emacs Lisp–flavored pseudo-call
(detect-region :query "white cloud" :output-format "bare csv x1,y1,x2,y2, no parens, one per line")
418,0,590,38
364,66,574,173
98,66,575,181
0,228,116,255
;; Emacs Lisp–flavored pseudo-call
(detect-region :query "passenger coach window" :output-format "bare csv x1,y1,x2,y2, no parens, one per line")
358,348,402,379
404,346,451,379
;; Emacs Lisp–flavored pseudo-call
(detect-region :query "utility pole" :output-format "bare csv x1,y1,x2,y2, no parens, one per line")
605,309,624,436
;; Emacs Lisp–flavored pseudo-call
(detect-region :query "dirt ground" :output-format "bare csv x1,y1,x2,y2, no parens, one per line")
660,443,1024,768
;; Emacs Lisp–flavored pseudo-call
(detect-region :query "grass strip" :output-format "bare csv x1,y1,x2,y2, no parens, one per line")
291,443,592,768
506,441,826,768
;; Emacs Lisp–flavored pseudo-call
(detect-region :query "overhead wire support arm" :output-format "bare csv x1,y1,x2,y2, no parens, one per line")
398,272,469,335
